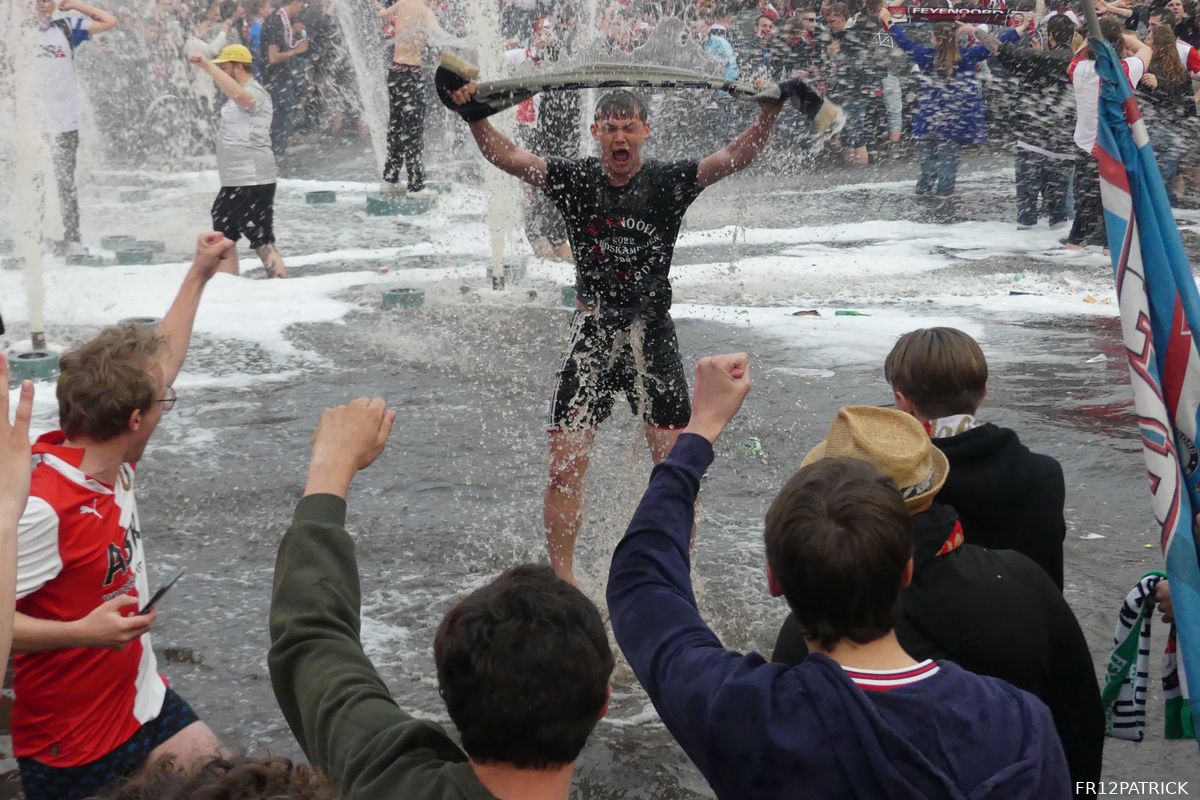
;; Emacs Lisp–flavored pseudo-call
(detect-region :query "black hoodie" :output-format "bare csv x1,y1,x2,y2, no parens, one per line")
933,422,1067,589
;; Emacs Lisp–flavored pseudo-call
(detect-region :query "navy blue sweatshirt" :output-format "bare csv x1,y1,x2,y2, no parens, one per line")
607,433,1072,799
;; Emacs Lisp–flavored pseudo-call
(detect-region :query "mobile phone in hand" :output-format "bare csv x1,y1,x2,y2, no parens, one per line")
140,570,185,615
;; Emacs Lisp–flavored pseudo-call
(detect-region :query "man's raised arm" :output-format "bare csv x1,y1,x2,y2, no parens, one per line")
60,0,117,35
448,81,548,186
468,118,549,186
157,233,233,387
697,104,781,188
0,357,34,681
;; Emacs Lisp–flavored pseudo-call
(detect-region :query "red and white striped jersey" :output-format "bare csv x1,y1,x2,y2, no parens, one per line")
13,431,166,767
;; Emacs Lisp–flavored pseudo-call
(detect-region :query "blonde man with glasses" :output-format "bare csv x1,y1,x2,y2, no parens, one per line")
10,233,234,800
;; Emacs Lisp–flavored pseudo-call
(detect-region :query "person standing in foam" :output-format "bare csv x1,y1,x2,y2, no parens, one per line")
30,0,118,252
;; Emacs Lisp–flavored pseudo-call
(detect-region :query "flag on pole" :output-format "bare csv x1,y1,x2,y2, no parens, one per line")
1093,34,1200,742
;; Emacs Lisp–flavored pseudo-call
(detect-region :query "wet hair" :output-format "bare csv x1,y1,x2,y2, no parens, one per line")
58,324,166,443
884,327,988,418
1046,14,1077,49
593,89,649,122
1151,24,1188,89
826,1,849,19
89,755,333,799
434,564,613,769
931,22,962,78
764,458,913,651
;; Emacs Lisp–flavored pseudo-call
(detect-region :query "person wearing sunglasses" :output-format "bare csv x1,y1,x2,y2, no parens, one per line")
8,233,235,800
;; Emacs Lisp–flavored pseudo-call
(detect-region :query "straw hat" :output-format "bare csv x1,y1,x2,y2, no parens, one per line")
801,406,949,511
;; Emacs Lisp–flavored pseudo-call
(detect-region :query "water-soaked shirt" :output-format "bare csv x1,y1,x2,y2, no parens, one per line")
545,156,703,323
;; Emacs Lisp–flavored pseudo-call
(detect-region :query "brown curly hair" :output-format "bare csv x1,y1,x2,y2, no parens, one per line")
89,755,335,799
1150,24,1188,91
57,324,166,442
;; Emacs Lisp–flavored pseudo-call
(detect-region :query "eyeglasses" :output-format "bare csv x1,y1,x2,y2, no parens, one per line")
156,385,177,413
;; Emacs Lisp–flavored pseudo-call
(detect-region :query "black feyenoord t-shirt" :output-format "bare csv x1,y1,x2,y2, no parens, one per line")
545,156,703,322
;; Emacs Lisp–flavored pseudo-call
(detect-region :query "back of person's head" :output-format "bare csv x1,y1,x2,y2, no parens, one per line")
434,564,614,769
192,8,212,28
884,327,987,418
1046,14,1077,48
89,755,333,799
58,324,165,443
593,89,649,121
764,458,913,650
1152,8,1178,24
1100,15,1124,48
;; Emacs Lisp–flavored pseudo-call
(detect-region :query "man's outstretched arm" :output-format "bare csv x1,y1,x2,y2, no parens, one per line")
607,355,759,778
467,118,548,186
157,233,233,387
696,103,781,188
449,81,548,186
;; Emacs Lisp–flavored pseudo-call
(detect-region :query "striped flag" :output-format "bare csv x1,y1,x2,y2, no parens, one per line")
1093,34,1199,742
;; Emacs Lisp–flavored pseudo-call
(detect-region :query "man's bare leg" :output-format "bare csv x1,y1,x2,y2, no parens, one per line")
255,244,287,279
643,423,680,464
148,720,224,772
545,427,596,585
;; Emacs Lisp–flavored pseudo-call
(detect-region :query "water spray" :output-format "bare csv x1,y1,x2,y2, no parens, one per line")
3,4,58,382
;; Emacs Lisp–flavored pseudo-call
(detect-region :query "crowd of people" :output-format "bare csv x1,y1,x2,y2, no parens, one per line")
26,0,1200,265
6,0,1193,797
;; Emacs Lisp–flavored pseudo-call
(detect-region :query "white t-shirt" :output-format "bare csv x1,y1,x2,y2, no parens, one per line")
34,17,92,134
1070,55,1146,155
216,79,276,186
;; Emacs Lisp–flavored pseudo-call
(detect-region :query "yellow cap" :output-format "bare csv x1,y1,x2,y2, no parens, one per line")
212,44,253,64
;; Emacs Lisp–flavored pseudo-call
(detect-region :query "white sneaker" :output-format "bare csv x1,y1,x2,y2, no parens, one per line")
379,181,403,197
407,187,439,200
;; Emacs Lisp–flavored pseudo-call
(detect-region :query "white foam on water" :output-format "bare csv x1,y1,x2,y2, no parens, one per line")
672,303,983,365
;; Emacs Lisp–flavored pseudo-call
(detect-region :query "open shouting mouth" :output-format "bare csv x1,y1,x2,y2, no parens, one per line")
611,146,631,166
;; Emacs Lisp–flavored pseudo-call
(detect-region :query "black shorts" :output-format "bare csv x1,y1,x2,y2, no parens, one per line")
18,688,201,800
550,313,690,431
211,183,276,248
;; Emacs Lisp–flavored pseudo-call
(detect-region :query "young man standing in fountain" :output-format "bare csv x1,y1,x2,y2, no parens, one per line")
374,0,463,199
30,0,118,253
191,44,288,278
10,233,234,800
451,80,840,584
